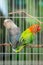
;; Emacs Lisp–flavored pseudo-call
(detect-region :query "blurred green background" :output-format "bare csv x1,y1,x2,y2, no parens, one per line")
0,0,43,63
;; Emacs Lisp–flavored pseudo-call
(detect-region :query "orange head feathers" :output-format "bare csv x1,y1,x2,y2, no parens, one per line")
29,24,40,34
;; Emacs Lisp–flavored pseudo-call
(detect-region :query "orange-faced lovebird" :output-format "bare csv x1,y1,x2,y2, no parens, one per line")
16,24,40,52
3,19,40,53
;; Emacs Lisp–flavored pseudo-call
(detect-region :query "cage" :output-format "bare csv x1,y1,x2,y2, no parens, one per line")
0,0,43,65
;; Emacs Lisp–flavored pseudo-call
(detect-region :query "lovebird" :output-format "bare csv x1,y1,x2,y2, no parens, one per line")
15,24,40,52
3,19,40,53
3,19,21,51
18,24,40,52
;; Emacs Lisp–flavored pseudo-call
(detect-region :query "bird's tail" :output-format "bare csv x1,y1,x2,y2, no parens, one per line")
12,41,25,53
12,45,25,53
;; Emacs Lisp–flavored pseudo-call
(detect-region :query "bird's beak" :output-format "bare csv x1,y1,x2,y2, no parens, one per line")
37,26,41,32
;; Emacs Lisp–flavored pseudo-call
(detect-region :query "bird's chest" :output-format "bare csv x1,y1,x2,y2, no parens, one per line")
22,32,34,44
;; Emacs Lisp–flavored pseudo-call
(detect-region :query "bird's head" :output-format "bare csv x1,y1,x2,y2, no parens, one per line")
3,19,12,29
29,24,41,34
3,19,17,29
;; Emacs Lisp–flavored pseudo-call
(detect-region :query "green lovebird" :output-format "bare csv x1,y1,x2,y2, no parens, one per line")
15,24,40,53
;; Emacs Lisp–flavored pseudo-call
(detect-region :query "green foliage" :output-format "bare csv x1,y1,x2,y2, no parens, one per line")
26,17,39,26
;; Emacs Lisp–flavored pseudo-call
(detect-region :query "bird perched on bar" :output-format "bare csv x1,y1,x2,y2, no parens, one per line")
3,19,21,49
3,19,40,53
